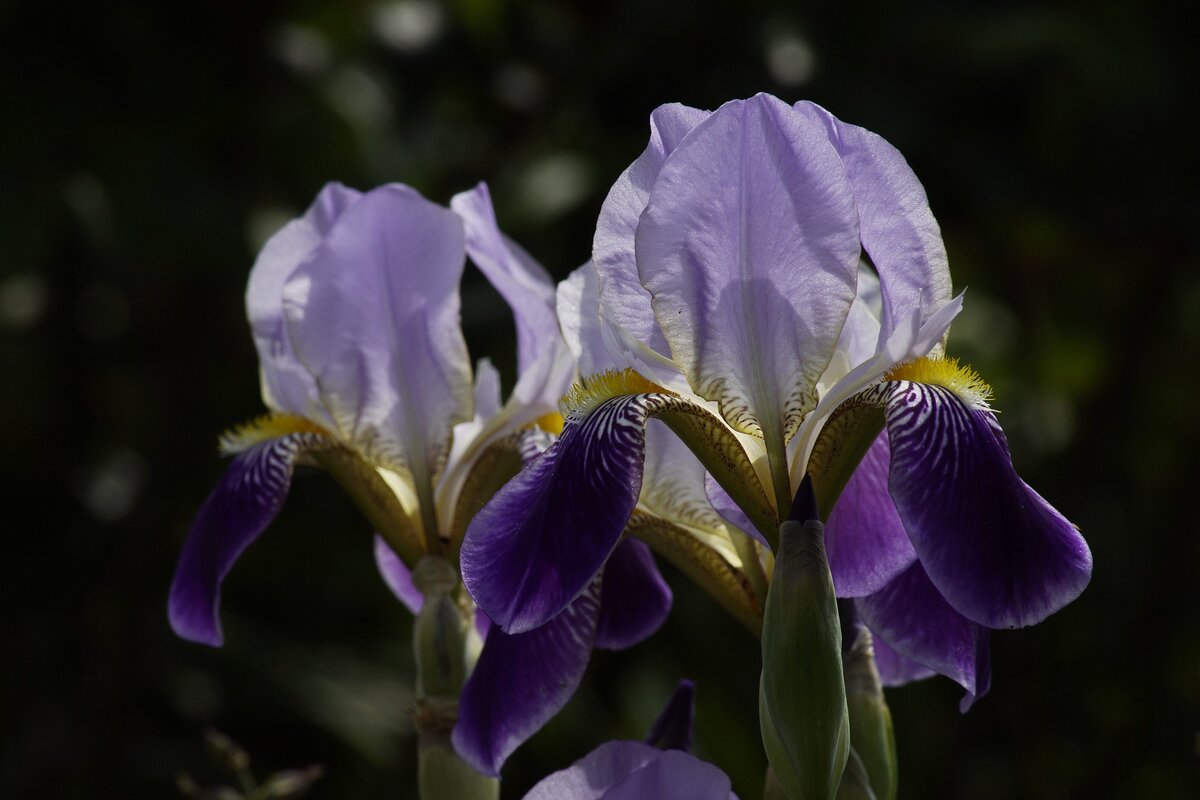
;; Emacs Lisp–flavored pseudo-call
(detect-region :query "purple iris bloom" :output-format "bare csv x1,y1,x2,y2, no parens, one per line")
167,181,672,775
460,94,1091,705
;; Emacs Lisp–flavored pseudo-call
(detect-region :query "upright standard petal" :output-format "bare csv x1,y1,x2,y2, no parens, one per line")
523,741,737,800
453,582,602,776
594,103,710,359
594,538,672,650
636,94,860,442
168,432,330,646
451,183,560,374
876,378,1092,628
281,184,473,492
857,562,992,711
793,102,952,345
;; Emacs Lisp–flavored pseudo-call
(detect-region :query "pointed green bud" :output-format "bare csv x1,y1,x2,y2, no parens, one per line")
760,481,849,800
844,627,898,800
412,557,470,698
834,750,879,800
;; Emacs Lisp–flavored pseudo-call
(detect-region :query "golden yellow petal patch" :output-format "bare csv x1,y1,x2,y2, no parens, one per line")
218,412,332,454
534,412,565,436
886,356,994,410
558,369,672,418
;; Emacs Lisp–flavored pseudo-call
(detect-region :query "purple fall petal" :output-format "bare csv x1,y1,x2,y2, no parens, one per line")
869,630,935,686
372,535,422,615
594,538,672,651
857,562,991,710
792,102,952,345
168,434,326,646
461,394,661,634
644,680,695,752
523,741,737,800
882,382,1092,628
453,583,602,776
825,434,917,597
704,474,769,549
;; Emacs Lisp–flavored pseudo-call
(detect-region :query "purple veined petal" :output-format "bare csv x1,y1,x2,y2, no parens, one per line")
372,535,422,616
868,629,935,687
524,741,738,800
881,381,1092,629
857,561,992,711
644,680,696,752
704,473,769,550
825,433,918,598
594,538,672,650
460,394,655,634
636,93,860,441
793,102,952,346
247,183,362,423
594,103,710,359
451,183,560,374
168,432,328,646
281,184,473,492
453,581,602,776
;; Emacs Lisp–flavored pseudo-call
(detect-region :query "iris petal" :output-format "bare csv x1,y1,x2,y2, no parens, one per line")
168,433,329,646
372,535,423,616
857,562,991,710
825,434,917,597
522,741,737,800
453,581,602,776
594,538,672,650
870,633,935,687
881,381,1093,628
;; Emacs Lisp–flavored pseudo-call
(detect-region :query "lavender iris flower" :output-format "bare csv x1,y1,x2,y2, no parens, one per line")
460,94,1092,704
167,182,672,775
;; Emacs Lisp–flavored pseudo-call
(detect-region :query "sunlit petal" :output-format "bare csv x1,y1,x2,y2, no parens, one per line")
523,740,737,800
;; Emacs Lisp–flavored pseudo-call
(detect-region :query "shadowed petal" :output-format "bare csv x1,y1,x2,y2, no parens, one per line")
523,741,737,800
704,474,769,549
372,535,422,615
636,93,860,440
594,103,710,359
595,538,672,650
451,183,560,374
794,102,952,345
453,582,602,776
869,633,935,687
169,433,329,646
282,184,472,486
825,434,917,597
881,381,1092,628
858,562,991,710
644,680,695,752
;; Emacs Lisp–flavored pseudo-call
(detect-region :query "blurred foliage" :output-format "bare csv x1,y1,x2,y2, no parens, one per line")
1,0,1197,797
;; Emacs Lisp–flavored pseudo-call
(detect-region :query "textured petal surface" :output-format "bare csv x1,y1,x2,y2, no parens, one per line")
858,562,992,710
452,183,560,373
594,538,672,650
372,535,422,616
247,182,361,422
825,434,917,597
282,184,473,486
523,741,737,800
453,582,602,776
168,433,327,646
594,103,710,358
460,394,660,633
636,93,860,440
793,102,952,344
882,382,1092,628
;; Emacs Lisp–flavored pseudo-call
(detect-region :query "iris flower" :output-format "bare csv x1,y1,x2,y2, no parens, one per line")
167,181,671,776
460,94,1092,703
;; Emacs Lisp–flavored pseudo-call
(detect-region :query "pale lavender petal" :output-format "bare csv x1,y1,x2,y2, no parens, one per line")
793,102,952,344
247,182,361,421
168,433,326,646
857,562,991,710
594,103,709,357
461,394,659,634
594,538,672,650
704,473,768,549
281,184,473,487
644,680,695,752
636,93,860,439
372,535,422,616
882,382,1092,628
558,262,623,377
825,434,917,597
524,741,737,800
453,583,601,776
451,183,560,374
869,631,935,686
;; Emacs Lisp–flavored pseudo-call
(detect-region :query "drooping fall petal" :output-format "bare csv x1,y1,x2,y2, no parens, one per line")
523,741,737,800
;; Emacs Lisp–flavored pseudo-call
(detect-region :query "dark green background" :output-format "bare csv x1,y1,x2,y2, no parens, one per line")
2,0,1196,797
